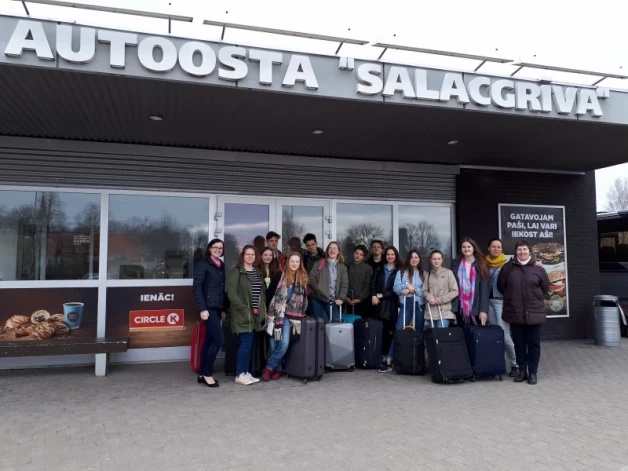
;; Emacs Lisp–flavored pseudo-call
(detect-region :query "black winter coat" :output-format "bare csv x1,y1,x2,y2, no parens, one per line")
193,257,227,313
451,258,490,323
303,248,325,274
369,264,399,324
497,259,550,325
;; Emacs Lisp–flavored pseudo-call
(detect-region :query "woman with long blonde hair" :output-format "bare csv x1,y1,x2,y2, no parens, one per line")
262,252,309,381
308,241,349,323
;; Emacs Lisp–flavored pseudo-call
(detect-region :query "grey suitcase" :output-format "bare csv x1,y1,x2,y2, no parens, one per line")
325,304,355,371
284,316,325,384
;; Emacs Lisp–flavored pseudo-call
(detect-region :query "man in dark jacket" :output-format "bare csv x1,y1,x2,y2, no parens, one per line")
303,233,325,273
497,240,550,385
367,239,385,273
347,245,373,316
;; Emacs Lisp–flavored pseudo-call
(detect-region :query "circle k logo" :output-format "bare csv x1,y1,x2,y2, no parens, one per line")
167,313,180,325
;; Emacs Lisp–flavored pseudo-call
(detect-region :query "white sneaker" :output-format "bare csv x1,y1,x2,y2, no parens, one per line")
245,372,260,384
235,373,253,385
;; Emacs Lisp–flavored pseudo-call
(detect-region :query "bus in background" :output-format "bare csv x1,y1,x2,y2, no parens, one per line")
598,211,628,336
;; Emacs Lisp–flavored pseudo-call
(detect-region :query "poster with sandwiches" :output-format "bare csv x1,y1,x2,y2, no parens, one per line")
498,204,568,318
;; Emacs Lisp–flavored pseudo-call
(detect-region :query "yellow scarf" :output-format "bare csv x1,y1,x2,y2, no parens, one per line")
485,253,506,269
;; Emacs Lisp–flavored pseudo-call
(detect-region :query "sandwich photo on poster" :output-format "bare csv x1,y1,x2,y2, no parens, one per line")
498,204,569,318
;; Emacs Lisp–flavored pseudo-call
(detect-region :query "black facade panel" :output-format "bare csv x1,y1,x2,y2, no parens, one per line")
456,169,599,340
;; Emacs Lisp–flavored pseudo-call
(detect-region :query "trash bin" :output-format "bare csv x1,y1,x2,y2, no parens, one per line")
593,295,627,346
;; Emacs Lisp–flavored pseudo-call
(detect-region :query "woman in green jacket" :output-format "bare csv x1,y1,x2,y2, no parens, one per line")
227,245,266,386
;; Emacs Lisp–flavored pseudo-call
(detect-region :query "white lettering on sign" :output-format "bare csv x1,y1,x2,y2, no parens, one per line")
2,20,610,116
140,293,175,302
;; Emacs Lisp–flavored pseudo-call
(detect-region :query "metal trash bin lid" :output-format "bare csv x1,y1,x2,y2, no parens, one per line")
593,295,619,302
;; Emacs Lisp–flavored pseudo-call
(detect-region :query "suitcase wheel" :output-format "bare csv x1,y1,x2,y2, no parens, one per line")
303,378,308,385
498,375,503,381
317,375,322,381
349,366,355,372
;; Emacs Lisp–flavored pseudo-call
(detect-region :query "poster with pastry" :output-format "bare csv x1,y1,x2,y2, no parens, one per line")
0,288,97,342
499,204,569,318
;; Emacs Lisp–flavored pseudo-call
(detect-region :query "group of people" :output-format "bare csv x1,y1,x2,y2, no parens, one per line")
193,230,550,388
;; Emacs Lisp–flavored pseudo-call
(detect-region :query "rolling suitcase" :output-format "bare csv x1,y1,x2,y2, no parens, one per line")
191,320,205,374
284,316,325,384
424,305,473,384
464,324,506,380
354,317,383,369
325,304,355,371
393,295,425,375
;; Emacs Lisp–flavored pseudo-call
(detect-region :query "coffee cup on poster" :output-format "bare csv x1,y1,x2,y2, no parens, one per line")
63,302,84,329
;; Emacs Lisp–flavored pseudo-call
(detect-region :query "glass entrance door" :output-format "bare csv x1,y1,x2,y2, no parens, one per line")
216,197,275,269
276,200,331,255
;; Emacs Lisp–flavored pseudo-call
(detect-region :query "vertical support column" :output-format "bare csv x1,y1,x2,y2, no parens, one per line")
95,191,110,376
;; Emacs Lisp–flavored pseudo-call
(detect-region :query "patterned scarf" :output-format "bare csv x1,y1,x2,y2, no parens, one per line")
457,259,477,324
268,272,307,339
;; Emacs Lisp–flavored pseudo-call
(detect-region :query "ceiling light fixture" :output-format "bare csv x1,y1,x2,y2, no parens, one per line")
149,115,163,121
447,140,459,145
312,129,324,135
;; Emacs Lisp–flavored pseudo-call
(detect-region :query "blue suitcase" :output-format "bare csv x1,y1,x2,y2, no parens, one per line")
464,324,506,380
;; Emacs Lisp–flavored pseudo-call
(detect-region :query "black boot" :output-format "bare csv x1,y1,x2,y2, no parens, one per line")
528,373,537,385
514,368,528,383
509,366,520,378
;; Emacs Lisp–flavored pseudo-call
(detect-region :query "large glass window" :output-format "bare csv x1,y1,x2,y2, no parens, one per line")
336,203,393,258
281,205,324,254
398,205,452,266
0,190,101,281
223,202,270,268
108,195,209,279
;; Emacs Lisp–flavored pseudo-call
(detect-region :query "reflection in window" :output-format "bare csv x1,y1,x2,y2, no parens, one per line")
398,206,452,266
223,203,269,268
0,190,101,281
281,206,323,255
108,195,209,279
336,203,392,258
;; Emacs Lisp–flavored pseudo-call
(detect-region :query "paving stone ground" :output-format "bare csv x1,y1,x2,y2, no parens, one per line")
2,339,628,471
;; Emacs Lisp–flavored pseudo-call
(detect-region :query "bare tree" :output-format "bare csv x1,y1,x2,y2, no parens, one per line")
282,209,305,242
606,177,628,212
343,223,386,256
400,221,440,256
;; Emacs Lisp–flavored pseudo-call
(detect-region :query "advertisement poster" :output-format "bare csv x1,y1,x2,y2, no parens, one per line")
0,288,98,341
106,286,196,348
499,204,568,318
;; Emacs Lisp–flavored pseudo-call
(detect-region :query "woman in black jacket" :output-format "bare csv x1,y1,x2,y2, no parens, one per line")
371,246,402,373
192,238,227,388
451,237,490,326
497,239,550,385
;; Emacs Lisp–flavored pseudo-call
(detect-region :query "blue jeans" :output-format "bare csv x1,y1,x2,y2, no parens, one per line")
488,299,517,367
236,331,254,377
428,319,450,328
311,298,341,323
267,320,291,371
387,299,425,360
200,309,224,377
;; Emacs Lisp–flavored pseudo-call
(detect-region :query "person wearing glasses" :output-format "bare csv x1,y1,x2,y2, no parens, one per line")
193,239,227,388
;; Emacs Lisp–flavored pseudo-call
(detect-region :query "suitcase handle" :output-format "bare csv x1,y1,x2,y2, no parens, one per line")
402,294,416,330
427,303,444,328
329,302,342,322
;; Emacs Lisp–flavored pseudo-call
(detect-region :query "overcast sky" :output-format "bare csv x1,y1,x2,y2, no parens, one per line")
2,0,627,209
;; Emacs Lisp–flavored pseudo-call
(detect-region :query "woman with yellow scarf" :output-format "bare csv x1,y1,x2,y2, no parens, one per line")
486,239,519,377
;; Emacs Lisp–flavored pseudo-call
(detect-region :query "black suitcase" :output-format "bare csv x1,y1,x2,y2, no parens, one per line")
393,295,425,375
222,318,238,376
284,316,325,384
464,324,506,380
250,330,267,378
354,318,383,369
424,305,473,384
